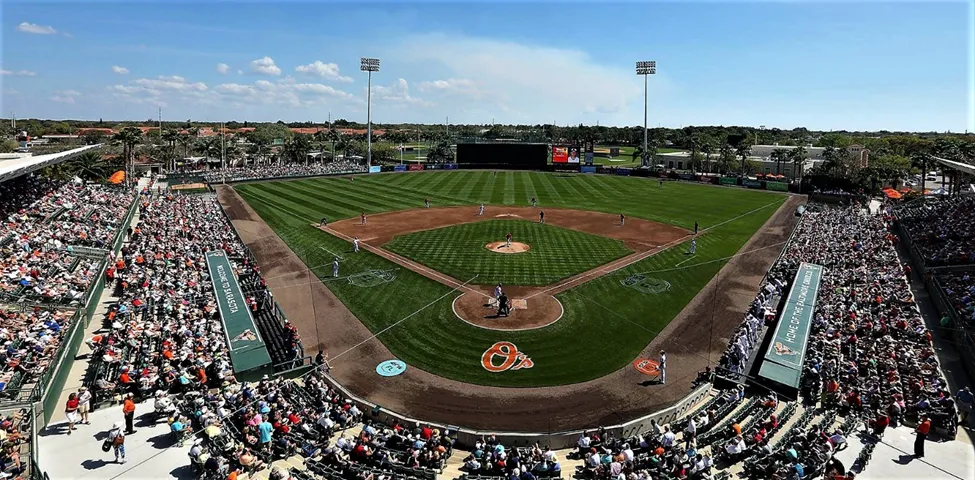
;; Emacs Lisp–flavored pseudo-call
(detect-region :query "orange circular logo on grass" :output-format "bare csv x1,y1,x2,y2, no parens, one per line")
481,341,534,372
633,358,661,376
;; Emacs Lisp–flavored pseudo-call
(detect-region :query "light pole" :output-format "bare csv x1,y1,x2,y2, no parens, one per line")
360,57,380,167
636,61,656,167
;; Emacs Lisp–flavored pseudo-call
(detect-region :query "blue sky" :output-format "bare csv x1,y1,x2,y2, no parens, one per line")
2,1,973,132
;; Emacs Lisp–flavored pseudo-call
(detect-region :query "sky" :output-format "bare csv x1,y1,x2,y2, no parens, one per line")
1,1,973,132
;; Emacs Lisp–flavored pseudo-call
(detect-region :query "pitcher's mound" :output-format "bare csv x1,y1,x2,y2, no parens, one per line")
486,241,530,254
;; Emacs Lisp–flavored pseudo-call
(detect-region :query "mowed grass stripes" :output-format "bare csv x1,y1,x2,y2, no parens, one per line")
384,219,631,286
235,171,786,386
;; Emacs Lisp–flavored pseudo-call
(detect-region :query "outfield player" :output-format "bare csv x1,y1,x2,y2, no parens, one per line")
539,210,545,224
689,239,696,254
361,212,367,225
353,236,360,253
620,213,625,226
478,204,485,216
332,258,339,277
506,232,512,248
425,198,430,208
320,216,328,227
694,221,699,234
659,178,663,188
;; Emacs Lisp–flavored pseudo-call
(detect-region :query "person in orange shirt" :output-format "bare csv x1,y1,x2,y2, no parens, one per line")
122,392,136,434
914,416,930,458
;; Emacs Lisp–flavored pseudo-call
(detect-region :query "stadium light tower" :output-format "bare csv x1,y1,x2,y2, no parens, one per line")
636,61,656,167
360,57,380,167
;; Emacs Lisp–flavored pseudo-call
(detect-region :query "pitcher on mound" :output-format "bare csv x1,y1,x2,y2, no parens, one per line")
506,232,512,248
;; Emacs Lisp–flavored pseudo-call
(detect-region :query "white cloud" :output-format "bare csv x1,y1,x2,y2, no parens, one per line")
249,56,281,76
3,89,21,96
391,33,662,124
215,78,356,109
50,89,80,104
112,65,129,74
215,83,256,96
295,61,353,82
417,78,480,96
1,69,37,77
369,78,429,106
17,22,57,35
216,63,230,74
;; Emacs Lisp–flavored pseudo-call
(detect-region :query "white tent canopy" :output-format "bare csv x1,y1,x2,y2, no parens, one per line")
0,144,103,184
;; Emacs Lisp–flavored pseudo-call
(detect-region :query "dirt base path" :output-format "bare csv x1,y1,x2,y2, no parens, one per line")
217,185,803,432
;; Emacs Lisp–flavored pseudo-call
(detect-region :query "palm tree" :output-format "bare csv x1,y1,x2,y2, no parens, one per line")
65,150,114,181
771,148,789,175
111,127,142,187
282,135,312,164
718,144,735,174
791,145,807,183
162,130,180,171
701,139,714,173
735,142,752,177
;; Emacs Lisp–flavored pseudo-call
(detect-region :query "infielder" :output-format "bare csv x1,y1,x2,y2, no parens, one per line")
425,198,430,208
353,236,360,253
332,258,339,277
320,216,328,227
530,196,537,207
360,212,367,225
694,221,699,234
659,350,667,384
505,232,512,248
690,239,697,254
538,210,545,224
478,204,485,216
620,213,625,226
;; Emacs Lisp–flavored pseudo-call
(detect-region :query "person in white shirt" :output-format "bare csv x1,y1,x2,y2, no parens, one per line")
725,436,746,461
577,433,591,450
684,417,697,447
659,350,667,384
621,444,634,462
660,426,676,448
586,450,601,467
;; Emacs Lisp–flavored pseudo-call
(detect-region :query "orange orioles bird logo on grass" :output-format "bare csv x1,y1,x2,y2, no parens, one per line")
481,341,533,372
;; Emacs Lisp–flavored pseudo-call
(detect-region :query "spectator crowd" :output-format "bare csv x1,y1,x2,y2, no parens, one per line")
184,161,367,184
896,196,975,267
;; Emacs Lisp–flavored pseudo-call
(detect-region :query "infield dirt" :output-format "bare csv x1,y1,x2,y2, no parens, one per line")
217,184,803,432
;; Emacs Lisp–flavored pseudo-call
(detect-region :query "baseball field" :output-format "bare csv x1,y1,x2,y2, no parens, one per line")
219,170,800,430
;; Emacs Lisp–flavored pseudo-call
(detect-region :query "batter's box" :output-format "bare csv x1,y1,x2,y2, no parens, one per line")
486,298,528,310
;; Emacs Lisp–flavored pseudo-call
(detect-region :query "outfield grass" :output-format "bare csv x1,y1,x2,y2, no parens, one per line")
236,171,785,386
385,219,631,286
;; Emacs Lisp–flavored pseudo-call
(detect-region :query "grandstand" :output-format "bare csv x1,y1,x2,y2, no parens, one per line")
5,158,966,480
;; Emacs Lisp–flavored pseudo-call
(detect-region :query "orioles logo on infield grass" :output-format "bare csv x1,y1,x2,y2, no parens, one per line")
481,341,534,372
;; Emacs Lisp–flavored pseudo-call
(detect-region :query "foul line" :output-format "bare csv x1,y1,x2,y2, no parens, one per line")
674,254,697,267
320,246,344,260
320,225,491,299
330,274,479,362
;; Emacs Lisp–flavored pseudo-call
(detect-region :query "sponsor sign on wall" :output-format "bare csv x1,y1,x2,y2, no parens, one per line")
408,163,424,171
766,181,789,192
581,166,597,174
615,168,631,176
719,177,738,186
443,163,459,170
368,165,381,174
743,179,763,189
394,164,407,172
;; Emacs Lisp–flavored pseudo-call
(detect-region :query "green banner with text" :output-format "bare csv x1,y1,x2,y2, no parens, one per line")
758,262,823,388
765,181,789,192
205,250,271,372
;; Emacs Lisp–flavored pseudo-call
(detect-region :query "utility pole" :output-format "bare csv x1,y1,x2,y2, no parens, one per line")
360,57,380,167
446,116,449,136
221,122,226,184
636,60,656,167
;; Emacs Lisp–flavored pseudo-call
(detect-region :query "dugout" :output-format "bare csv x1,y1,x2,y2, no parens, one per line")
456,142,549,170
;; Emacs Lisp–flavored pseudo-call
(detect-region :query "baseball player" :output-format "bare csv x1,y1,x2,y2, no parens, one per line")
694,221,699,235
320,216,328,227
530,196,537,207
425,198,430,208
505,232,512,248
478,204,485,216
538,210,545,224
494,282,503,305
659,350,667,384
659,178,663,188
360,212,366,225
620,213,625,226
353,236,360,253
332,258,339,277
690,239,697,255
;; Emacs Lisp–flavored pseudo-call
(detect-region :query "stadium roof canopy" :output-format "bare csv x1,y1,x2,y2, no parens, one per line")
0,144,104,184
931,156,975,176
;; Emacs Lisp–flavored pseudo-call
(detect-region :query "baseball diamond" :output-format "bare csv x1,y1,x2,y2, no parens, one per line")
220,170,801,431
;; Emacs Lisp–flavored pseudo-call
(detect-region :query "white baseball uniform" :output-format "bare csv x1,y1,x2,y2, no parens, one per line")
690,239,696,254
479,204,484,216
353,238,360,253
333,260,339,277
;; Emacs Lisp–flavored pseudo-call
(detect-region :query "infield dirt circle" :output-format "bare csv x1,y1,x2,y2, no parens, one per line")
485,241,530,254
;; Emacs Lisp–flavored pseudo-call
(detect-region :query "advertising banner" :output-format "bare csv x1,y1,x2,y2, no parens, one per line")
758,262,823,388
584,142,595,165
368,165,381,174
552,146,568,163
581,166,597,174
743,179,763,189
766,181,789,192
394,164,407,172
205,251,271,373
408,163,424,171
426,164,440,170
678,173,696,181
615,168,631,176
719,177,738,186
443,163,458,170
